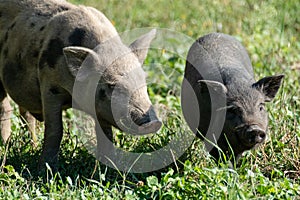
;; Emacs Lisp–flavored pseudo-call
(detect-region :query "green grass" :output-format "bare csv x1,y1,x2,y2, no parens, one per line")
1,0,300,199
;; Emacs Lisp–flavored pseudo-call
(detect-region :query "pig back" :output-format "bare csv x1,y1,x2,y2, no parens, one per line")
183,33,255,138
184,33,255,86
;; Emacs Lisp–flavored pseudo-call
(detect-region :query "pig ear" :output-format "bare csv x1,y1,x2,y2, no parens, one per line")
129,29,156,64
63,46,98,81
198,80,227,95
252,74,284,102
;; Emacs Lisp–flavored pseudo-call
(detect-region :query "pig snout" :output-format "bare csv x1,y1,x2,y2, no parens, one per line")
130,106,162,134
245,125,266,145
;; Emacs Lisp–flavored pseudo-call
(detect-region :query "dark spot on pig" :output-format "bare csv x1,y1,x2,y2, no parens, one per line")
33,50,39,58
4,31,8,42
68,28,86,46
30,22,36,27
39,38,64,69
50,86,60,95
3,47,8,57
39,39,44,48
0,41,3,52
40,26,45,31
8,21,16,30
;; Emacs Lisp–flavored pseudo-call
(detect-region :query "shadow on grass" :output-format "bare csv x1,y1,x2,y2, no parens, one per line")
1,135,171,187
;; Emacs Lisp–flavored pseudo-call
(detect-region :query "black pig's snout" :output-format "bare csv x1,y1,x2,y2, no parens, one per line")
246,125,266,144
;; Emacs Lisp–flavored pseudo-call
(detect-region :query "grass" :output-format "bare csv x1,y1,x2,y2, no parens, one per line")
1,0,300,199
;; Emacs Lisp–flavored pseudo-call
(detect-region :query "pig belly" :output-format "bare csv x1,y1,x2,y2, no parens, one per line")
1,66,43,114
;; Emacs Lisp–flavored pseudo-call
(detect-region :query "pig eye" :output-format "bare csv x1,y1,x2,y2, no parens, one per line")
259,103,265,111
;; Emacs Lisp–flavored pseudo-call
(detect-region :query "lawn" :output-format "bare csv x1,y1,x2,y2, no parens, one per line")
1,0,300,199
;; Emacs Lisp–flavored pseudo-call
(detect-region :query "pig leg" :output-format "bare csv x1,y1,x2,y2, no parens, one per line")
39,90,64,171
95,123,113,161
19,107,37,146
0,96,12,144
